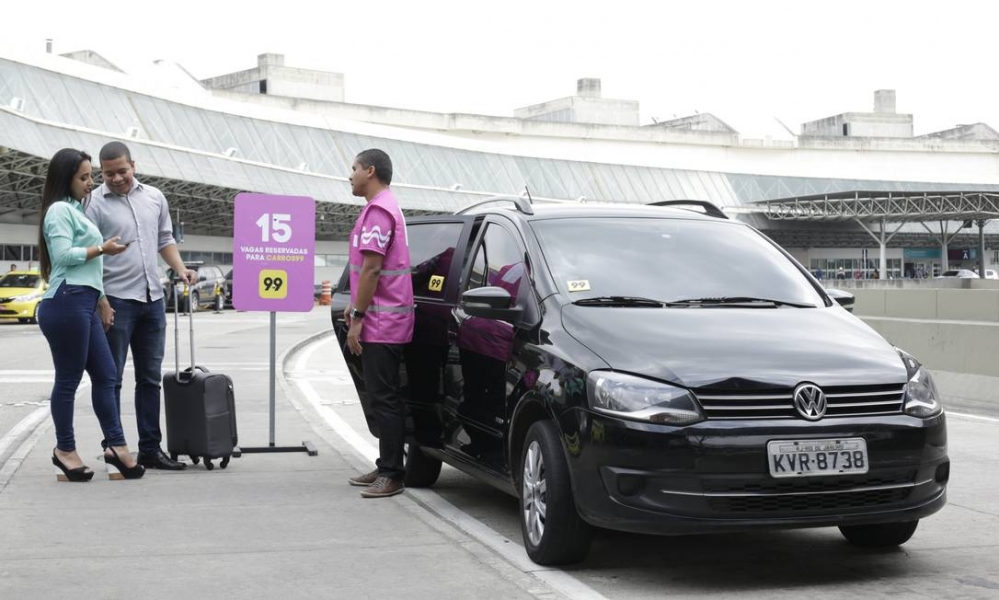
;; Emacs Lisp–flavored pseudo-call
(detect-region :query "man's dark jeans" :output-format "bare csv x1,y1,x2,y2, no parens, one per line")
105,296,166,455
361,343,406,480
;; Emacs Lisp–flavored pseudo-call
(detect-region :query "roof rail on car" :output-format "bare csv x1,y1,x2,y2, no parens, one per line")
456,194,534,216
648,200,728,219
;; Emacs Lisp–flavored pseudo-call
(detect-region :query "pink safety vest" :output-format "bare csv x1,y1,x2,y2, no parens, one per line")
348,189,414,344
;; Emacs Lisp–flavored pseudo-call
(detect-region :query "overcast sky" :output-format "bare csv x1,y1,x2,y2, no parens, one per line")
3,0,997,138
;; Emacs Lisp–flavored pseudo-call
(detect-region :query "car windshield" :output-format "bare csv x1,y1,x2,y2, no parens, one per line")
0,274,40,288
531,217,825,307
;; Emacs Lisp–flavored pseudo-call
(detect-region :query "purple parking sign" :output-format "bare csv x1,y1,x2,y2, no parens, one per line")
232,193,316,312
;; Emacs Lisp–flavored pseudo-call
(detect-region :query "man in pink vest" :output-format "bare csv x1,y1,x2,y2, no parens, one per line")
344,149,414,498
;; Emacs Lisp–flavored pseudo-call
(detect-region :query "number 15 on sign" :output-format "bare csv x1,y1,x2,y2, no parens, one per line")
256,213,292,243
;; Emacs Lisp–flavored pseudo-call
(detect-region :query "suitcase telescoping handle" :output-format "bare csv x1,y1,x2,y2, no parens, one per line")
172,277,196,383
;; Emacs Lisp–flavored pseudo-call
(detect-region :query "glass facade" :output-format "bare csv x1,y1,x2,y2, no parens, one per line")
810,258,903,280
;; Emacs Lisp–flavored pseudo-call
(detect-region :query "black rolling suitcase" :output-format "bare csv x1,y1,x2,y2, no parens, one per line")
162,282,238,470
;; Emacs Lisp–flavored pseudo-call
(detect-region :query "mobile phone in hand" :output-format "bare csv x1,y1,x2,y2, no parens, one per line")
121,239,137,247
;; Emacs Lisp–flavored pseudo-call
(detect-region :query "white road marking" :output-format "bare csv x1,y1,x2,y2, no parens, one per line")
0,363,274,384
948,411,999,424
290,335,609,600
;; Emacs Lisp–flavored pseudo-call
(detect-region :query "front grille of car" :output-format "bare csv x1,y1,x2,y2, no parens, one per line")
701,470,917,495
708,487,912,513
696,383,906,420
0,309,15,315
700,470,919,514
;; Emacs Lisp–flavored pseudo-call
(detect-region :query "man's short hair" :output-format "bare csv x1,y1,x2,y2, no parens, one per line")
99,141,132,163
356,149,392,185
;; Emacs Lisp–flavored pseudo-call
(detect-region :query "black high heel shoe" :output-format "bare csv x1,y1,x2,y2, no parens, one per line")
104,447,145,480
52,451,95,482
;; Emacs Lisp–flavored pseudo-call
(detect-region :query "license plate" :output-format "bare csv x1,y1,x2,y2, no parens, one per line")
767,438,868,478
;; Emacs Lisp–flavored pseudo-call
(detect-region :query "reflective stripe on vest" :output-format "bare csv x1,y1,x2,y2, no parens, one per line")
367,304,416,314
349,265,411,277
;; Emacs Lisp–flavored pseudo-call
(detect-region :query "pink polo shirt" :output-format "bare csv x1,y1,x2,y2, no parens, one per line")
349,189,414,344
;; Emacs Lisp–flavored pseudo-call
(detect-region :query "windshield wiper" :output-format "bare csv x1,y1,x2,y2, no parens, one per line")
573,296,665,307
665,296,815,308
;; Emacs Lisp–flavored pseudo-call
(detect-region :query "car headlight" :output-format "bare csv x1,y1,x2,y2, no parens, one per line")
896,347,942,418
586,371,704,425
12,292,41,302
904,367,942,418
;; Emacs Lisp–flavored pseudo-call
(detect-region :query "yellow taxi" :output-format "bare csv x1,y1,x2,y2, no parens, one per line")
0,270,47,324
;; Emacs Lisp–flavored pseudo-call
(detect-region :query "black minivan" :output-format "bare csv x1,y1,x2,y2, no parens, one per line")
331,198,948,565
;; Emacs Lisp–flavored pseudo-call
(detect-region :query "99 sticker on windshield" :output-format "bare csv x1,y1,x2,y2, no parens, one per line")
567,280,591,292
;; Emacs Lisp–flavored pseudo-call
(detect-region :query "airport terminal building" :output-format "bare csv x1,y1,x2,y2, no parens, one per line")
2,47,999,282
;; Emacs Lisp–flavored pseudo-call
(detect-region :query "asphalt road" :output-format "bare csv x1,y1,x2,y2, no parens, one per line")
4,309,998,599
292,331,999,600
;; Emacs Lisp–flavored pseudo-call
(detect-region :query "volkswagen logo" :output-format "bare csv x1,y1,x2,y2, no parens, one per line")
793,383,827,421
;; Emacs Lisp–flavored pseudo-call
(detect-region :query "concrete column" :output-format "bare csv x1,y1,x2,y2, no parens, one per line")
940,221,950,272
879,219,888,278
979,220,988,278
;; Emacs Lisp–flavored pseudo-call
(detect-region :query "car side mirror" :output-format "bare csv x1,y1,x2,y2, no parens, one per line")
460,286,523,324
826,288,855,313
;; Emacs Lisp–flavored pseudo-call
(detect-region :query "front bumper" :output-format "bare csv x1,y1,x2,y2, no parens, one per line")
0,300,39,319
558,408,949,535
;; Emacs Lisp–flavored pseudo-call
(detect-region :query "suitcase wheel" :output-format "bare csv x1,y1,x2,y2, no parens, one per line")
191,456,201,465
220,456,230,469
204,459,214,471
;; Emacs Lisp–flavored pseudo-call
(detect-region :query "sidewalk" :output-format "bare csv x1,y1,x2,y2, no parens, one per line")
0,310,555,600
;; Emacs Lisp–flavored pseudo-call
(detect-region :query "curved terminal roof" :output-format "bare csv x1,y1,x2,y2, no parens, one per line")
2,49,999,241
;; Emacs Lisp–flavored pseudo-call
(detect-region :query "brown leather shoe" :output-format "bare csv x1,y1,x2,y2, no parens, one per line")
348,469,380,487
360,476,404,498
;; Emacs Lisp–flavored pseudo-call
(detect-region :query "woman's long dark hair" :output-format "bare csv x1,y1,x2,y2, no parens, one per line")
38,149,92,282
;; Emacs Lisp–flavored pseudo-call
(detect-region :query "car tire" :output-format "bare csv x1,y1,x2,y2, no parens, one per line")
29,304,38,324
519,420,592,565
839,520,919,547
403,442,442,488
190,291,200,313
214,294,224,312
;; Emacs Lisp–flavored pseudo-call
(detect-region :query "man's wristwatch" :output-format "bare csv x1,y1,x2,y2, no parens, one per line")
349,308,366,320
97,245,104,255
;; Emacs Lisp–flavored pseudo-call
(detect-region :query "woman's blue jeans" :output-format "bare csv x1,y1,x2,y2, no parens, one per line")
38,283,126,452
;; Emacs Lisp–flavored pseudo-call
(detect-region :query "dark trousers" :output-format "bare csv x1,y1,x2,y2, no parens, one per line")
104,296,166,454
37,283,126,452
361,343,406,479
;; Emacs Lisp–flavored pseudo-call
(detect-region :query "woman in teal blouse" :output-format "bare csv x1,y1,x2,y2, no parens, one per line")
37,148,144,481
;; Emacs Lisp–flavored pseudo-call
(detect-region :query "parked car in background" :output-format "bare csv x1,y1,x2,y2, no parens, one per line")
0,270,46,323
165,263,226,312
331,198,948,565
935,269,977,279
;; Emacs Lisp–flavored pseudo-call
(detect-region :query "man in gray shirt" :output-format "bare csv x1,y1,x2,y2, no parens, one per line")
87,141,195,470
